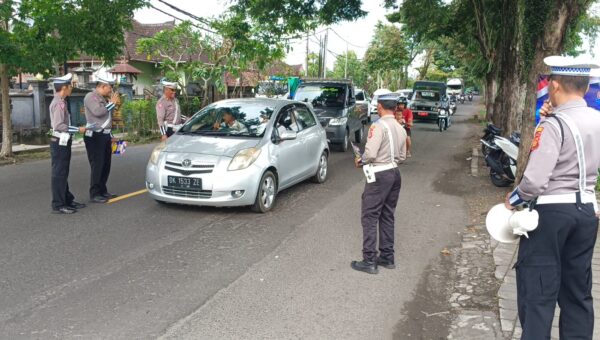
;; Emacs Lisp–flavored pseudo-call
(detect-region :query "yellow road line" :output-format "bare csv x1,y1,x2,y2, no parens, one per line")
107,189,148,204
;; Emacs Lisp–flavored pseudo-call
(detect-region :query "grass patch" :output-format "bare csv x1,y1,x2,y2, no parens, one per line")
596,171,600,191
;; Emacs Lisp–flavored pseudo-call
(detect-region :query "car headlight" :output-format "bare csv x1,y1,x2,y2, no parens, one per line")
439,109,446,114
228,147,261,171
329,117,348,126
149,141,167,165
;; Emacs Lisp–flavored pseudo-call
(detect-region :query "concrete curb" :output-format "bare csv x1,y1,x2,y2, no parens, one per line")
471,147,479,177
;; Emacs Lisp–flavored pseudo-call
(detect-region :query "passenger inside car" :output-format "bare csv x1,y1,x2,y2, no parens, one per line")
213,109,248,133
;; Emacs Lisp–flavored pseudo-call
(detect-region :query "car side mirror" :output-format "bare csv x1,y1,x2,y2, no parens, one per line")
280,130,297,141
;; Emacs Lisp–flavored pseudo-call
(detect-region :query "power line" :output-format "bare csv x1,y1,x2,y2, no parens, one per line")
157,0,214,27
329,28,369,49
148,4,218,34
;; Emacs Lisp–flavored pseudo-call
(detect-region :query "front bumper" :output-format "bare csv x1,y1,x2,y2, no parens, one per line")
324,124,347,144
413,110,440,121
145,153,263,207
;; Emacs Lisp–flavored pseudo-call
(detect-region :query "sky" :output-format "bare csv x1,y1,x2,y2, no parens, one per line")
134,0,600,74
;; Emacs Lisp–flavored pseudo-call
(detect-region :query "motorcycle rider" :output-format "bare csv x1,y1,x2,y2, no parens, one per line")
395,97,413,157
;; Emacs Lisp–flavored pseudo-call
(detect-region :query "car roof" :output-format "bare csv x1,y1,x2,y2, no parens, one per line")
211,97,308,110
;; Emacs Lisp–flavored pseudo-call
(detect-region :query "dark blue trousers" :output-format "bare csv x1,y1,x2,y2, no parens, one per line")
360,169,401,262
50,138,74,210
516,203,599,340
84,133,112,198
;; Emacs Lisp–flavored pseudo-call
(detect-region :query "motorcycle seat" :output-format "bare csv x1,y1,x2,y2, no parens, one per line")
488,124,502,134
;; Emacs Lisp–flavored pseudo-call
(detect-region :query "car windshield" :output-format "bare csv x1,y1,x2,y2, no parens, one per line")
294,85,346,108
448,85,462,90
412,90,441,102
178,102,275,137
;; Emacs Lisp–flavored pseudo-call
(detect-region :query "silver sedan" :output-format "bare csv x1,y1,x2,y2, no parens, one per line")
146,98,329,213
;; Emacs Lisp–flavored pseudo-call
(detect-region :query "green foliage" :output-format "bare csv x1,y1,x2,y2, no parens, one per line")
120,98,158,139
228,0,367,35
597,170,600,191
364,22,407,74
0,0,146,76
330,51,367,87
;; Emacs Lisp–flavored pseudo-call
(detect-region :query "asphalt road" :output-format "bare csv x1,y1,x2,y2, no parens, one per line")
0,99,481,339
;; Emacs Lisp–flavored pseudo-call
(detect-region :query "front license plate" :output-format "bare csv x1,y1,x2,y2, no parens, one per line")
418,112,428,117
167,176,202,189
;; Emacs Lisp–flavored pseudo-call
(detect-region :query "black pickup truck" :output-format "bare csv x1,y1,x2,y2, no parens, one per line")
293,78,368,152
410,80,449,121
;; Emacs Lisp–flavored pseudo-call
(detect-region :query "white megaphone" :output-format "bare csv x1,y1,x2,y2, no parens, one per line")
486,204,539,243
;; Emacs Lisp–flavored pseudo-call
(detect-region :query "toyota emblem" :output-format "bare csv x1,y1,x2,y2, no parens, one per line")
182,159,192,168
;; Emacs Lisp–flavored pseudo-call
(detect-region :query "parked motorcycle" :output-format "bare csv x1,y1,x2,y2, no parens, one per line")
480,123,503,156
484,132,521,187
468,93,473,102
459,94,465,104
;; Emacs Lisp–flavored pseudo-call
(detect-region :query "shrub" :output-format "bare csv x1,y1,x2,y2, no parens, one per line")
120,98,159,140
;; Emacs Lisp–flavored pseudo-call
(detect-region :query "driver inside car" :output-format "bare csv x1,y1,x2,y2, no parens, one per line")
213,109,248,133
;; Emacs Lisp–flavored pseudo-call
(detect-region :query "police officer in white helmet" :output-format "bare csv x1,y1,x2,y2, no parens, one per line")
505,56,600,339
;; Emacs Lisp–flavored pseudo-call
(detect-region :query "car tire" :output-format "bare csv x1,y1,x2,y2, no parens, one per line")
355,124,364,143
251,170,277,213
311,151,328,183
335,130,349,152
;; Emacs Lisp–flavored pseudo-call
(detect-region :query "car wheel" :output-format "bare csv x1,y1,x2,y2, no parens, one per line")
251,170,277,213
336,130,349,152
355,124,364,143
311,151,328,183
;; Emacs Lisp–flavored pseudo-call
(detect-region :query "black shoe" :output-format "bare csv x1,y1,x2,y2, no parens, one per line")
68,201,87,209
375,257,396,269
351,260,378,274
52,207,77,214
90,196,108,203
102,192,118,199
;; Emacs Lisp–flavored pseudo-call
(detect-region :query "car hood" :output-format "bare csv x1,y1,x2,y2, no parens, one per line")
165,135,260,157
312,107,345,118
412,99,439,106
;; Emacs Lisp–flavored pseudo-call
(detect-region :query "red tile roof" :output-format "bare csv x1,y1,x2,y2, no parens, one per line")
108,62,142,74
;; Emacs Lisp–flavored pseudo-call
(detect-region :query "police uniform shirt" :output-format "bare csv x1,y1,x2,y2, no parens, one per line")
49,95,70,133
84,90,113,130
516,98,600,201
363,115,407,166
156,96,182,126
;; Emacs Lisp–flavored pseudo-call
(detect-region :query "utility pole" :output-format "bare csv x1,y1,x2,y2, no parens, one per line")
344,43,348,79
305,31,309,77
323,28,328,78
317,35,323,78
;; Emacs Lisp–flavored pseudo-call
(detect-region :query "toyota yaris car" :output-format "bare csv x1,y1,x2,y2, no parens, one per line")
146,98,329,212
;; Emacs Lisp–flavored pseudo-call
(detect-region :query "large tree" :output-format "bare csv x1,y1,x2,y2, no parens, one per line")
330,51,366,87
364,22,409,90
0,0,146,158
515,0,597,181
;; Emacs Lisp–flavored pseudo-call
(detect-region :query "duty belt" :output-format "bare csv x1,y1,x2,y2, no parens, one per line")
537,192,598,211
51,131,72,138
91,129,112,134
371,163,398,173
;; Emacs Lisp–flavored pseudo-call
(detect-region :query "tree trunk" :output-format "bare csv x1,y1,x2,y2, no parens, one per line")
418,48,434,80
484,70,497,121
515,1,585,182
491,0,521,134
0,63,12,158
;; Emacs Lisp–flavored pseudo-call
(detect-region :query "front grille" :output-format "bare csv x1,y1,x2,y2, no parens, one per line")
162,186,212,199
415,106,434,111
326,132,335,139
165,161,215,175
